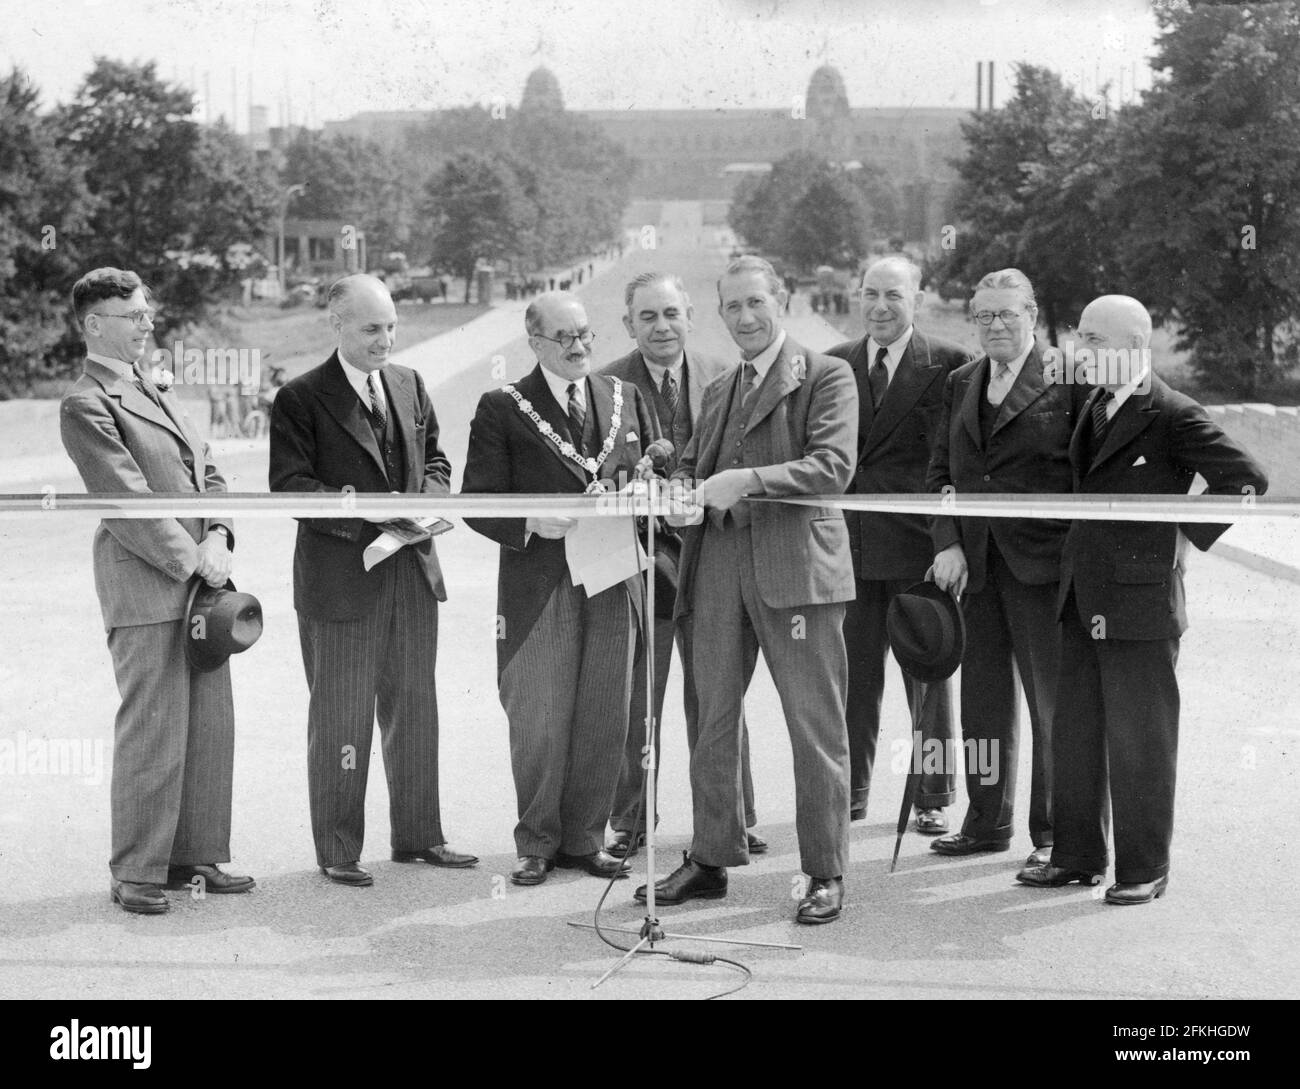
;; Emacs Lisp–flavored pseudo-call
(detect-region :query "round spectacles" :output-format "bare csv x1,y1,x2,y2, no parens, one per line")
535,329,595,350
92,308,156,327
972,309,1029,327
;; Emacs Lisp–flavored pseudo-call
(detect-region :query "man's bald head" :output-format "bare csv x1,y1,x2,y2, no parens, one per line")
328,274,397,372
1078,295,1152,349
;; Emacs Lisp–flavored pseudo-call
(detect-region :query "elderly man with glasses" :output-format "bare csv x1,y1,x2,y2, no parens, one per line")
926,268,1086,869
462,291,657,887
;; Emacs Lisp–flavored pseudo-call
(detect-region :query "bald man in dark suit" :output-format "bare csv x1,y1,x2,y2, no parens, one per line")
270,273,476,888
1017,295,1268,904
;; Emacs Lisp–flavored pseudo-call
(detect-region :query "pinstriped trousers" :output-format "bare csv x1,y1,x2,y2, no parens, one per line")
499,571,635,858
689,524,851,878
106,619,235,884
297,549,443,867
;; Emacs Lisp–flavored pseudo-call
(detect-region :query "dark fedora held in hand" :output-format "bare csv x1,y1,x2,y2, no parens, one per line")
886,580,965,684
184,579,263,673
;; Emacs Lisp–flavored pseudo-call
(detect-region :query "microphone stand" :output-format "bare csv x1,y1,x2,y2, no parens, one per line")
569,474,800,988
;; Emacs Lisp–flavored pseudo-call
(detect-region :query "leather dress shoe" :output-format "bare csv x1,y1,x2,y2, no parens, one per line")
320,862,373,887
554,850,630,878
166,863,255,893
850,805,867,822
796,876,844,925
1016,863,1102,887
914,807,948,834
1025,845,1052,867
635,852,727,904
510,855,555,886
392,845,479,868
746,831,768,854
110,880,169,915
930,832,1011,856
606,830,645,859
1105,875,1169,905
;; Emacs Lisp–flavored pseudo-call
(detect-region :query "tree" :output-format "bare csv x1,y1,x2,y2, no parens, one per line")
934,64,1119,344
0,67,94,396
781,172,869,268
728,153,826,254
422,152,534,301
55,59,276,346
1105,1,1300,396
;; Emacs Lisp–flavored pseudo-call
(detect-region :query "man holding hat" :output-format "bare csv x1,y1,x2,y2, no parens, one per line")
60,266,255,915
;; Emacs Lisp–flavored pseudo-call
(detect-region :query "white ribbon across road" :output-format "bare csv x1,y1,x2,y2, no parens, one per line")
0,491,1296,523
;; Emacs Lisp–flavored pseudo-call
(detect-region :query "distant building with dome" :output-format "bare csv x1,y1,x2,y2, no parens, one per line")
324,64,969,244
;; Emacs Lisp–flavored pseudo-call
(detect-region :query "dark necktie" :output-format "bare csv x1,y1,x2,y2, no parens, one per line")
740,362,758,412
368,371,387,428
661,368,680,420
132,369,162,408
1091,389,1114,443
869,346,889,409
567,381,586,450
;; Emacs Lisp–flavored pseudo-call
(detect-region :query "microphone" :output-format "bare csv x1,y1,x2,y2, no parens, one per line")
635,438,675,480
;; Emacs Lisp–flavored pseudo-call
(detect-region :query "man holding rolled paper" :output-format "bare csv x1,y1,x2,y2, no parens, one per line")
269,273,475,888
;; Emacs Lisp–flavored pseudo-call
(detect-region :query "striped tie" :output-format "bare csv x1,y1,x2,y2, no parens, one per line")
1091,389,1114,441
368,371,387,428
567,381,586,451
869,346,889,408
661,369,679,420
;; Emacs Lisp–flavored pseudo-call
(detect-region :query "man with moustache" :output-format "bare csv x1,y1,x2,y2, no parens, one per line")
1017,295,1267,904
270,273,476,888
462,291,656,887
641,256,857,924
826,256,972,831
60,266,253,914
598,271,765,860
927,268,1083,867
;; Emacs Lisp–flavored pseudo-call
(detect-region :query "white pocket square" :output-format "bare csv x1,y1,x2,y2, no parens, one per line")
626,430,639,443
1132,455,1147,466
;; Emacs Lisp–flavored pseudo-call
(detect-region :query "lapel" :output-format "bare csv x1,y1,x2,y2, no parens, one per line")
992,344,1049,436
846,339,877,450
382,365,418,490
694,368,737,479
960,356,990,448
1089,386,1158,475
684,349,708,425
746,335,803,432
587,372,619,480
85,358,200,476
514,365,588,486
631,352,666,432
864,331,941,457
316,353,386,479
1069,387,1099,476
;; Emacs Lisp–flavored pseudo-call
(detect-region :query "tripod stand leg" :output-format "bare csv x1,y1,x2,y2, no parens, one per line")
592,935,654,989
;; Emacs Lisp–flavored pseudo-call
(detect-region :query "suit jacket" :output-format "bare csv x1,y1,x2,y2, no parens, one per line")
827,329,972,580
1059,374,1269,640
598,347,732,616
461,364,656,676
674,335,858,616
268,352,449,621
926,343,1085,593
60,358,232,630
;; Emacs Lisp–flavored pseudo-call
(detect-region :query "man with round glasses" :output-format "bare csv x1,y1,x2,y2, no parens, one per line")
462,291,656,887
60,266,254,914
927,268,1084,869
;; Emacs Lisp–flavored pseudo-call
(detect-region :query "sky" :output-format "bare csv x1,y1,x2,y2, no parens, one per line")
4,0,1161,127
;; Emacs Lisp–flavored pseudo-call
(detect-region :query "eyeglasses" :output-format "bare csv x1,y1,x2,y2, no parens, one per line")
972,309,1031,327
535,329,595,350
92,308,156,327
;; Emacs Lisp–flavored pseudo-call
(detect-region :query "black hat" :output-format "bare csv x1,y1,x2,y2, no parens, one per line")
184,578,263,673
886,581,965,683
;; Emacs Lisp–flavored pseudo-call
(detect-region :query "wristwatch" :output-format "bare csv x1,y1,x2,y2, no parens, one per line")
208,524,231,544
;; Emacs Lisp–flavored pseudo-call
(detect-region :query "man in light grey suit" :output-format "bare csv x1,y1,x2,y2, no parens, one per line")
598,271,763,859
60,267,254,915
637,256,858,924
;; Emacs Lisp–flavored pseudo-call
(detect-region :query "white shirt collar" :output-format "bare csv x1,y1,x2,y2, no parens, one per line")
993,338,1034,379
642,351,685,388
87,351,137,381
338,351,386,409
1108,364,1151,416
744,329,787,383
540,364,585,412
866,326,913,383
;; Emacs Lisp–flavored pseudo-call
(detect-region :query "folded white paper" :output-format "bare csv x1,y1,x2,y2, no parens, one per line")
565,515,646,596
